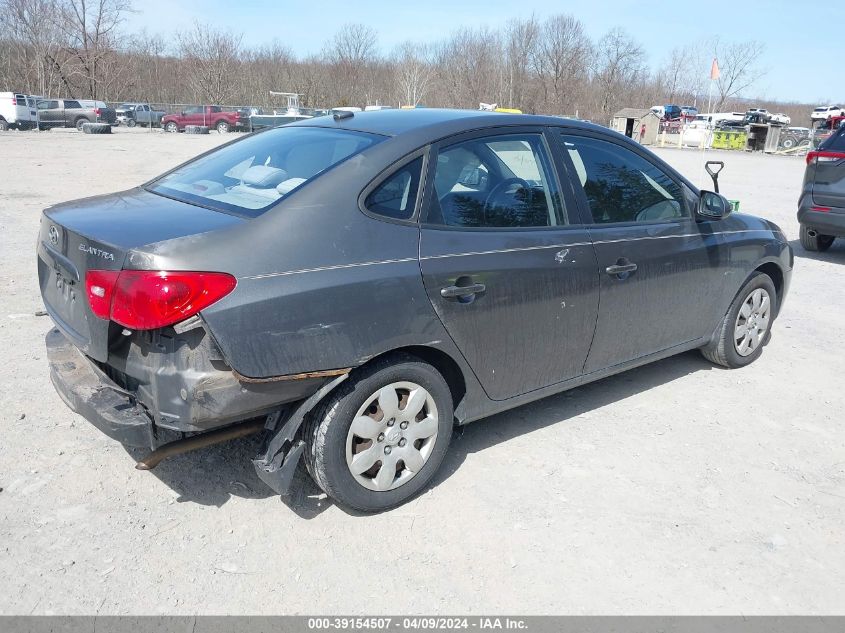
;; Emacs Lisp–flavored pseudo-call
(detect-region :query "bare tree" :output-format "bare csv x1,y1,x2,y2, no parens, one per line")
1,0,65,95
592,27,647,119
503,16,539,111
178,22,243,104
435,27,502,109
392,41,432,107
58,0,131,98
712,38,766,111
323,23,378,106
660,41,705,106
532,14,591,115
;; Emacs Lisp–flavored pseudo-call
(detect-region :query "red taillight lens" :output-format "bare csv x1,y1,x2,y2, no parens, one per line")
95,107,101,116
85,270,236,330
85,270,120,320
808,150,845,164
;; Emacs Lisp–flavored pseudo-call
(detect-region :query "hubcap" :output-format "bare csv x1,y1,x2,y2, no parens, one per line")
734,288,771,357
345,381,439,492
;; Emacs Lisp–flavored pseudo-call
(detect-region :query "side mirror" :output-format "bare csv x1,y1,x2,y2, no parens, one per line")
697,190,732,220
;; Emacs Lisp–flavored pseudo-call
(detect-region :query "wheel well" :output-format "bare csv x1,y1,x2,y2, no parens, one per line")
360,346,467,410
755,262,783,308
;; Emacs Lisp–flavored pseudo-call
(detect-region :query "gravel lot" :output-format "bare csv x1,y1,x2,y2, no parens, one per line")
1,127,843,615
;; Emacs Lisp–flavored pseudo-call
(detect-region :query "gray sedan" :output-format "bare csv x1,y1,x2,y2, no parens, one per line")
38,109,793,511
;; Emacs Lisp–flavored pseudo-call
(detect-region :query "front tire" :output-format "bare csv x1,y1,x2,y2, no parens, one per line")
164,121,179,133
304,354,453,512
800,224,834,251
701,272,777,368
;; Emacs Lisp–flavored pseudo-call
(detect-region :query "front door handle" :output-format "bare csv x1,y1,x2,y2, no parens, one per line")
440,283,486,299
605,259,638,277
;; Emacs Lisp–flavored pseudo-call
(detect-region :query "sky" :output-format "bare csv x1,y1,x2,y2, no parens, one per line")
124,0,837,105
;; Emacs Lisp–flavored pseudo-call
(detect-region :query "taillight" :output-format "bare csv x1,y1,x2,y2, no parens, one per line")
85,270,236,330
85,270,120,320
807,150,845,164
94,107,101,116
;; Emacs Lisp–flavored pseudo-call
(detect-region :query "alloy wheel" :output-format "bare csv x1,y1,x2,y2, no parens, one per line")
345,381,439,492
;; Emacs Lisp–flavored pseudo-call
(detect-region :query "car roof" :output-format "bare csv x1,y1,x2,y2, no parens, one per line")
291,108,598,139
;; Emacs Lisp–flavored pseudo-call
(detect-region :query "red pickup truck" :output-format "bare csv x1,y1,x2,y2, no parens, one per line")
161,106,241,133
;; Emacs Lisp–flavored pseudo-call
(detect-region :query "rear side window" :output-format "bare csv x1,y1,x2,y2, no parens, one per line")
64,100,81,109
365,157,423,221
148,126,383,217
561,134,687,224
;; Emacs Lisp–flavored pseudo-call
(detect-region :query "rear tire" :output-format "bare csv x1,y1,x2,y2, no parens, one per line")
304,354,454,512
75,118,87,131
0,119,8,131
701,272,777,369
81,122,111,134
800,224,834,251
185,125,210,135
215,120,230,133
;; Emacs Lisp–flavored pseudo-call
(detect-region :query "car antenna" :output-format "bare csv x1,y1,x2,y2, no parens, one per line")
333,110,354,121
704,161,724,193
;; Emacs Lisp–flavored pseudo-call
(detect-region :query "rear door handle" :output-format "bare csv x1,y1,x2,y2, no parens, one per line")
440,283,486,298
605,260,638,276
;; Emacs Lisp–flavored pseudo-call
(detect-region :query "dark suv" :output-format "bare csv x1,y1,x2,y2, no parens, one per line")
798,123,845,251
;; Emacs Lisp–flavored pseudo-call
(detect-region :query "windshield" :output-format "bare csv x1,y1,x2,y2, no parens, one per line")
148,126,383,217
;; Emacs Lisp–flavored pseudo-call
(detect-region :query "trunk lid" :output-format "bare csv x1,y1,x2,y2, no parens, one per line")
37,187,244,361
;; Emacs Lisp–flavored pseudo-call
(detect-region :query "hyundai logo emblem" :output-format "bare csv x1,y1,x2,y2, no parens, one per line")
49,225,59,246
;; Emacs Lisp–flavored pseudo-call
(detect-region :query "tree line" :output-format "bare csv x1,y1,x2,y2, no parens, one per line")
0,0,817,125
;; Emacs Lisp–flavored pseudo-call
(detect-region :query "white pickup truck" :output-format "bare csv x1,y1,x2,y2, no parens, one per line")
0,92,38,130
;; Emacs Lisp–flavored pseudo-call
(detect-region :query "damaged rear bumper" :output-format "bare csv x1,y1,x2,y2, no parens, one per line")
46,327,157,448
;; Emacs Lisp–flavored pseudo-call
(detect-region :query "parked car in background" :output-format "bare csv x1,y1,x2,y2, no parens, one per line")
115,103,165,127
769,113,791,125
662,104,682,120
680,105,698,117
811,105,843,120
0,92,38,130
39,109,792,511
36,99,116,130
812,116,845,148
798,124,845,251
161,105,241,133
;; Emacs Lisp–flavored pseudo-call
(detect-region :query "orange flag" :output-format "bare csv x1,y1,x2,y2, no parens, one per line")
710,58,720,81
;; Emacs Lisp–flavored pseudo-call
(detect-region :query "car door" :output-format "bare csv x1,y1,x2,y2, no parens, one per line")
37,100,60,127
557,131,724,373
418,128,600,401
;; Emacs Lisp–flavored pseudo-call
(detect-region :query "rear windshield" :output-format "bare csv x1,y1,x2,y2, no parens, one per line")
147,126,383,217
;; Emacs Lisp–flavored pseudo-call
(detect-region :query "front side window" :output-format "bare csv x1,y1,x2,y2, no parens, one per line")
561,135,687,224
427,133,563,228
365,157,423,221
148,126,383,217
